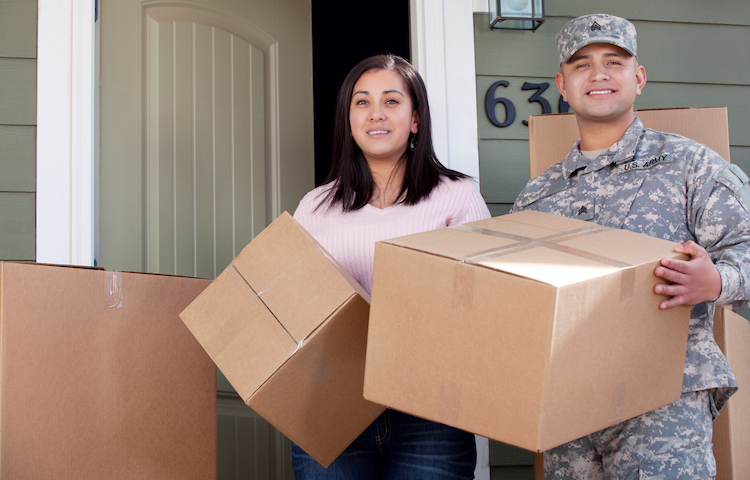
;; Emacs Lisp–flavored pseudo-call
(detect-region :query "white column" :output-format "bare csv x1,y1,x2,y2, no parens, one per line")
37,0,97,266
409,0,481,182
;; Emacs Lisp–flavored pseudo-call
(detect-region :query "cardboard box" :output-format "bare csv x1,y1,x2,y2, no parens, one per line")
364,210,691,452
713,307,750,480
0,262,216,479
528,107,730,177
180,212,384,467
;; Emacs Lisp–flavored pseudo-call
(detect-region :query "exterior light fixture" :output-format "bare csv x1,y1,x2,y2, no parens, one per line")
489,0,545,31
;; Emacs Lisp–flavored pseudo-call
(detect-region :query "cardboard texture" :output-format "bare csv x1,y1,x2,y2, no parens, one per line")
365,210,691,452
528,107,730,178
0,262,216,479
713,308,750,480
180,212,383,467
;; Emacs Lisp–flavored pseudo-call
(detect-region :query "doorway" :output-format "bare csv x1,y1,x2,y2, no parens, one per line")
311,1,411,186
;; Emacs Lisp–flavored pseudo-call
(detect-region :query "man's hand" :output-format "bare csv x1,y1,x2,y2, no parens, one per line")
654,240,721,309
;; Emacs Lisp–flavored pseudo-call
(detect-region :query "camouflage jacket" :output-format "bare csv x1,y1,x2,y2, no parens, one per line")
511,117,750,410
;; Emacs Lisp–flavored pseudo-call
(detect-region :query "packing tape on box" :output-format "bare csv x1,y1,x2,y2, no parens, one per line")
104,271,124,308
232,262,303,347
230,262,335,369
452,262,476,310
449,224,636,303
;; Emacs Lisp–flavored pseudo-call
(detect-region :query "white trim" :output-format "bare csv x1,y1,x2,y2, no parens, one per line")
474,0,490,13
37,0,97,266
72,0,97,266
410,0,481,182
475,435,490,480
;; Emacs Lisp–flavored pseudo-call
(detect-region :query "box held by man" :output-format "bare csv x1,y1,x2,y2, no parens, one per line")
364,210,691,452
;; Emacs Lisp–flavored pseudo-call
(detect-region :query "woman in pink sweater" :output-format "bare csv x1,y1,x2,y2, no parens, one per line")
292,54,490,479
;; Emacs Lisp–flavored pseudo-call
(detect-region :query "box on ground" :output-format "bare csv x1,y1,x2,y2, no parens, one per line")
713,307,750,480
0,262,216,479
180,212,383,467
528,106,730,177
364,210,691,452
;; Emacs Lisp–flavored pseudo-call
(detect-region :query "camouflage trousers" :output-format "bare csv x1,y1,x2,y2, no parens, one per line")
544,390,717,480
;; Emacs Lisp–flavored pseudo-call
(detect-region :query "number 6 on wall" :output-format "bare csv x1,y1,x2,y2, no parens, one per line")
485,80,515,128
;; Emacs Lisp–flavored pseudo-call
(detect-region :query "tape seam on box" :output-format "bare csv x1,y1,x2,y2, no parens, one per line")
450,224,636,301
231,263,300,347
104,271,124,308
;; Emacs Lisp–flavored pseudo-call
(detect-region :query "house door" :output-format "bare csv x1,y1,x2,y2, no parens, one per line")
98,0,314,275
98,0,314,478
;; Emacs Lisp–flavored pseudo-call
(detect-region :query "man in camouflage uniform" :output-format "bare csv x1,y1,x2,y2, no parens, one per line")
511,13,750,480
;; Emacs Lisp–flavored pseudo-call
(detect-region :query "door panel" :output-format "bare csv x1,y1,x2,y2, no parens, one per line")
100,1,312,478
100,0,313,275
145,12,269,278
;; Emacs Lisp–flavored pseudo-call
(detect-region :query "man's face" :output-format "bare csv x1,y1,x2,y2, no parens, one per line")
555,43,646,127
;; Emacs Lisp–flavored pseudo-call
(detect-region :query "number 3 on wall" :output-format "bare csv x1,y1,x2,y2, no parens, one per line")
485,80,570,128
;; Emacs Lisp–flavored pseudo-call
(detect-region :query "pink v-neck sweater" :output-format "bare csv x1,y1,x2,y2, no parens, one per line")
293,177,491,295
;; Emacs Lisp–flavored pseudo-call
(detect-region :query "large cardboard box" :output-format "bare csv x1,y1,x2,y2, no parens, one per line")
0,262,216,479
528,107,730,177
364,210,691,452
713,307,750,480
180,212,384,467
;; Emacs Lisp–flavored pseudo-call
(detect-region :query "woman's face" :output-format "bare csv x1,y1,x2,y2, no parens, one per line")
349,69,419,167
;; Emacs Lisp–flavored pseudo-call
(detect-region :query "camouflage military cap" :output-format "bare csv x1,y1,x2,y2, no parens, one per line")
557,14,637,64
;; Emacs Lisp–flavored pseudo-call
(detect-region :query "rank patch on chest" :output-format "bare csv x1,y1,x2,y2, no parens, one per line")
617,154,672,175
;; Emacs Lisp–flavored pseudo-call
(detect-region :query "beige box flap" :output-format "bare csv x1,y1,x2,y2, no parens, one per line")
529,107,730,178
180,265,298,400
380,211,680,287
232,211,368,343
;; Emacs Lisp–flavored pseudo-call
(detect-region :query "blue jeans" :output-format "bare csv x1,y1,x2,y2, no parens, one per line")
291,409,476,479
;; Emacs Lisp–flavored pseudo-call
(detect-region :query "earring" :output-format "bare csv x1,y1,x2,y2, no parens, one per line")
409,134,416,152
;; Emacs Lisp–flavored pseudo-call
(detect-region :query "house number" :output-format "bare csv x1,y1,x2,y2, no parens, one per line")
485,81,570,127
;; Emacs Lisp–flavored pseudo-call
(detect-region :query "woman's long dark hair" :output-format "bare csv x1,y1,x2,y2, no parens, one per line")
317,54,467,212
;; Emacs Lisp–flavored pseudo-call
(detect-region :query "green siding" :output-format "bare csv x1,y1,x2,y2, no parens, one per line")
544,1,750,26
0,126,35,192
490,466,535,480
475,16,750,84
489,440,535,480
480,139,530,204
0,193,35,260
0,0,36,262
0,58,36,125
0,0,37,58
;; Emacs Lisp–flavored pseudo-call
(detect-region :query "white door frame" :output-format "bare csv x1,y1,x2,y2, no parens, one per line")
37,0,98,266
410,0,482,182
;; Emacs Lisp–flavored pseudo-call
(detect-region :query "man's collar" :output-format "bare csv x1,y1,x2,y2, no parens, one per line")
561,117,644,178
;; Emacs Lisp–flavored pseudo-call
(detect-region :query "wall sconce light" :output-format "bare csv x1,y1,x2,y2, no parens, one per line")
489,0,545,31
